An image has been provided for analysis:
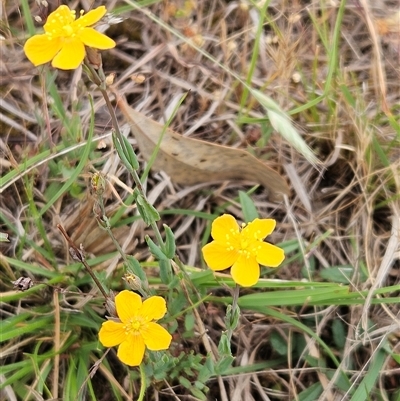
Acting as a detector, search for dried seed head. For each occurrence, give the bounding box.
[105,72,116,86]
[105,291,117,317]
[123,273,143,292]
[91,172,106,196]
[86,47,102,69]
[12,277,34,291]
[69,244,85,262]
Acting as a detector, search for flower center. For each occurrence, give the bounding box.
[239,233,259,259]
[45,9,84,40]
[62,24,74,36]
[224,226,256,259]
[124,317,146,335]
[224,224,263,259]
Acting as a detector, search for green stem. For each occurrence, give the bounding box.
[137,364,146,401]
[96,195,130,266]
[226,285,240,341]
[85,61,167,260]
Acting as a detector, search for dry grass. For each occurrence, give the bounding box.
[1,0,399,400]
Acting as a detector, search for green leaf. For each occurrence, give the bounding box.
[298,383,323,401]
[113,132,139,170]
[134,189,160,225]
[270,331,288,356]
[349,346,387,401]
[145,235,168,261]
[225,304,240,332]
[184,313,195,332]
[215,354,234,375]
[239,191,259,222]
[163,224,176,259]
[190,387,207,400]
[159,259,172,284]
[218,332,231,356]
[112,132,132,170]
[392,353,400,364]
[332,319,346,349]
[179,376,192,389]
[319,265,367,284]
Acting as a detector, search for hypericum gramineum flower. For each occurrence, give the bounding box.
[24,5,115,70]
[202,214,285,287]
[98,290,172,366]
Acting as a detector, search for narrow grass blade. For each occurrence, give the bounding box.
[349,346,386,401]
[251,89,320,167]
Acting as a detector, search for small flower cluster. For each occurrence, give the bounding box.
[23,7,285,368]
[97,214,284,365]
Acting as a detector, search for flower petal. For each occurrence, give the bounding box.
[141,296,167,321]
[98,320,126,347]
[115,290,142,323]
[79,28,116,49]
[24,34,62,66]
[243,218,276,240]
[202,241,238,271]
[211,214,240,242]
[231,254,259,287]
[44,5,75,34]
[117,335,145,366]
[75,6,107,27]
[141,322,172,351]
[51,38,85,69]
[256,242,285,267]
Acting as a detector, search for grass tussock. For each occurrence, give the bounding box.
[1,0,399,400]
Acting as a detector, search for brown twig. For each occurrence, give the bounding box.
[57,224,109,300]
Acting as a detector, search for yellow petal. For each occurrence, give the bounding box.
[79,28,115,49]
[44,5,75,34]
[211,214,240,242]
[141,322,172,351]
[117,335,145,366]
[75,6,107,27]
[256,242,285,267]
[115,290,142,323]
[141,296,167,321]
[98,320,126,347]
[231,254,259,287]
[24,34,62,66]
[51,39,85,69]
[243,218,276,240]
[202,241,238,270]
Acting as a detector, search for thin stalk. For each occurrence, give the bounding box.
[226,285,240,342]
[95,195,130,266]
[137,364,146,401]
[85,60,165,251]
[57,224,109,300]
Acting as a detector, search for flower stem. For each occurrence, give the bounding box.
[85,61,167,264]
[137,363,146,401]
[227,285,240,341]
[95,195,130,265]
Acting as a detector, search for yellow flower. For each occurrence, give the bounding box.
[202,214,285,287]
[98,290,172,366]
[24,5,115,70]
